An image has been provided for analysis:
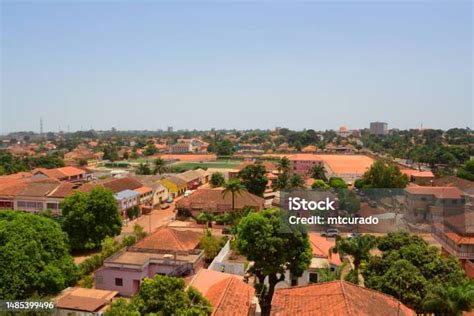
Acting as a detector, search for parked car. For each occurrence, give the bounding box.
[368,200,377,208]
[346,232,360,239]
[160,203,170,210]
[321,228,340,238]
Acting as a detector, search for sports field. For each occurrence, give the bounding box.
[171,160,241,172]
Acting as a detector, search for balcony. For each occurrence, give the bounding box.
[432,227,474,260]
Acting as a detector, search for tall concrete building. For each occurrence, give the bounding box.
[370,122,388,136]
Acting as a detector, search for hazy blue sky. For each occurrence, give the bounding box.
[1,1,472,133]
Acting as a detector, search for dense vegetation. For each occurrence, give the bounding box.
[236,209,312,315]
[0,151,64,175]
[0,210,78,299]
[61,187,122,250]
[363,231,473,314]
[105,275,212,316]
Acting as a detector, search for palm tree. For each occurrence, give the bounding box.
[153,158,168,174]
[273,173,289,190]
[332,235,377,273]
[222,179,247,210]
[289,174,306,189]
[136,162,152,175]
[276,156,290,174]
[310,164,327,181]
[422,281,474,315]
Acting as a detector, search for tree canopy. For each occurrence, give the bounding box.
[311,179,330,190]
[236,209,312,315]
[238,164,268,197]
[328,177,348,189]
[209,172,225,188]
[355,160,409,189]
[61,187,122,250]
[0,210,78,299]
[363,231,469,313]
[105,275,212,316]
[457,160,474,181]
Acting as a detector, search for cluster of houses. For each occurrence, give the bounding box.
[55,223,415,315]
[0,150,473,315]
[0,166,210,218]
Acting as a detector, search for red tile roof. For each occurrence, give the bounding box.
[176,188,264,212]
[78,177,143,194]
[135,186,152,194]
[189,269,255,316]
[271,281,415,316]
[55,287,118,313]
[133,227,203,252]
[32,166,85,179]
[406,186,465,199]
[309,233,341,266]
[47,182,76,198]
[445,232,474,245]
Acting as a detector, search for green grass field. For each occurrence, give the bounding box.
[171,160,241,172]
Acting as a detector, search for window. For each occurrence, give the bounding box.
[115,278,123,286]
[46,203,58,210]
[309,273,318,283]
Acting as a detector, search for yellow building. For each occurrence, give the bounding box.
[159,176,187,198]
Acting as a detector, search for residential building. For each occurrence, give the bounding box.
[176,188,265,216]
[175,168,209,190]
[95,227,205,296]
[54,287,118,316]
[170,142,193,153]
[270,281,415,316]
[31,166,91,183]
[288,154,374,184]
[159,176,187,198]
[337,126,351,138]
[404,186,466,224]
[189,269,257,316]
[134,175,169,206]
[369,122,388,136]
[277,233,342,288]
[64,146,101,166]
[401,169,435,185]
[78,177,150,216]
[114,189,140,214]
[134,186,154,206]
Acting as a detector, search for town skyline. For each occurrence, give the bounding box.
[1,121,472,136]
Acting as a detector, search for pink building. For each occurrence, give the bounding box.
[289,156,326,178]
[95,227,205,296]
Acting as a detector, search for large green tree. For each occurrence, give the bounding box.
[0,210,78,299]
[356,160,409,189]
[457,160,474,181]
[61,187,122,250]
[105,275,211,316]
[363,231,469,313]
[238,164,268,197]
[422,281,474,316]
[236,209,312,315]
[209,172,225,188]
